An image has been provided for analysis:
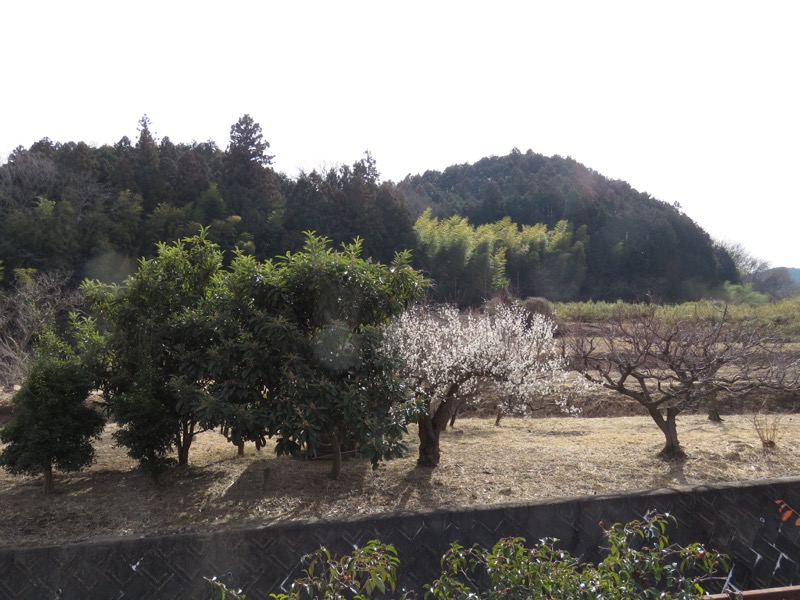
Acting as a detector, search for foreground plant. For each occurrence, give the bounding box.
[427,512,726,599]
[209,513,726,599]
[209,541,402,600]
[753,409,785,449]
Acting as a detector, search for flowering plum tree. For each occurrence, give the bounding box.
[384,304,572,467]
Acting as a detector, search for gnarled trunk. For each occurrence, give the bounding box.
[418,392,461,468]
[650,406,685,459]
[448,396,467,428]
[417,413,442,467]
[706,391,723,422]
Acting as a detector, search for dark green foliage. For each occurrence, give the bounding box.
[399,151,732,302]
[284,153,414,263]
[0,126,741,303]
[194,233,427,478]
[81,229,425,476]
[0,332,104,493]
[82,231,224,470]
[134,115,166,212]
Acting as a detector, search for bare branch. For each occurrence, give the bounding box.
[569,304,798,458]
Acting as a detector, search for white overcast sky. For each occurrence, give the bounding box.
[2,1,798,268]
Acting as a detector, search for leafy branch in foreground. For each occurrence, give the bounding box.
[209,513,727,599]
[427,511,726,599]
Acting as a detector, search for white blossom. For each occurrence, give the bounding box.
[384,304,578,420]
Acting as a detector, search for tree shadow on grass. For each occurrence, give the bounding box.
[394,465,435,511]
[664,457,688,486]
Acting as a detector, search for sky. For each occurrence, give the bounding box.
[2,1,798,268]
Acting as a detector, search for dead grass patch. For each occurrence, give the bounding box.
[2,412,800,548]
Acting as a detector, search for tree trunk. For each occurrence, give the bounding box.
[418,394,461,467]
[448,397,466,428]
[177,441,190,466]
[651,406,685,459]
[495,407,505,426]
[177,421,195,466]
[329,434,342,479]
[417,413,442,467]
[237,441,245,456]
[43,462,53,494]
[706,391,723,422]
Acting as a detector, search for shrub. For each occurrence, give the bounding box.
[208,513,727,599]
[0,331,104,493]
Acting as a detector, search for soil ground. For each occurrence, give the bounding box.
[1,389,799,549]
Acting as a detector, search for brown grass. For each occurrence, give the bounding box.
[2,406,800,549]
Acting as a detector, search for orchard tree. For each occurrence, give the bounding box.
[82,230,223,470]
[570,305,800,459]
[384,303,572,467]
[195,235,424,478]
[0,331,104,493]
[181,234,426,478]
[267,235,426,478]
[180,251,292,457]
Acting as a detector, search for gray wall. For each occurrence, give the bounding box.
[2,477,800,599]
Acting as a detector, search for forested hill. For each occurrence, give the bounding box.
[0,117,737,303]
[397,149,736,302]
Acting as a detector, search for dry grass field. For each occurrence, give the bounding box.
[2,389,799,549]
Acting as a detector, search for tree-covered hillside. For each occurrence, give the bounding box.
[0,115,413,285]
[398,149,737,301]
[0,119,739,303]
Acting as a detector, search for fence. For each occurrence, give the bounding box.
[2,476,800,599]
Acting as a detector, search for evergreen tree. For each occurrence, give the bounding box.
[0,332,104,493]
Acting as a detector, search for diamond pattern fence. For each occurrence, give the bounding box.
[1,476,799,599]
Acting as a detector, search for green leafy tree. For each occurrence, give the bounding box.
[222,114,274,213]
[174,146,213,206]
[82,231,223,469]
[414,210,501,307]
[198,234,427,478]
[221,114,285,256]
[182,252,292,456]
[0,331,104,493]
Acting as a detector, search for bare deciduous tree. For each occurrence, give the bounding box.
[570,306,799,459]
[0,270,80,389]
[385,304,573,467]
